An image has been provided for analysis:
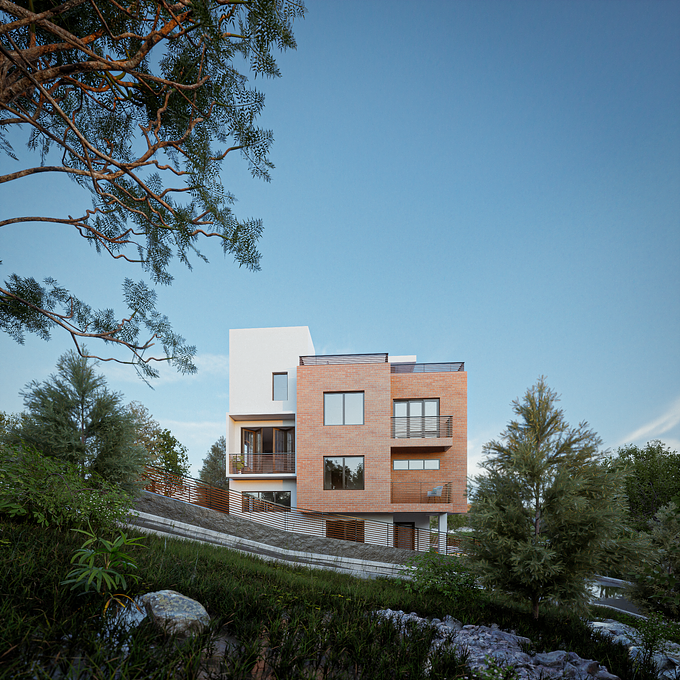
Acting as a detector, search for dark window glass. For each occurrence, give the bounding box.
[324,456,364,490]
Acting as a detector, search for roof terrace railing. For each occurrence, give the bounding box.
[300,353,388,366]
[390,362,464,373]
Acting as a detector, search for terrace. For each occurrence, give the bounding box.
[229,453,295,475]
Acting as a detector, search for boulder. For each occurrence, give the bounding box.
[142,589,210,637]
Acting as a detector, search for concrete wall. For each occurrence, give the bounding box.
[228,326,314,417]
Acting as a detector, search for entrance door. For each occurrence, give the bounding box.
[394,522,415,550]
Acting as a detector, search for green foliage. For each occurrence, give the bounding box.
[475,655,522,680]
[199,435,228,489]
[448,512,470,531]
[153,428,190,478]
[0,0,306,375]
[9,350,149,491]
[402,549,476,600]
[627,501,680,620]
[612,441,680,531]
[1,515,639,679]
[468,377,627,619]
[0,442,133,528]
[127,401,189,476]
[629,611,680,679]
[61,524,144,604]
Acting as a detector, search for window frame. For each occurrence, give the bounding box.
[323,391,365,425]
[392,459,440,471]
[323,455,365,490]
[272,372,288,401]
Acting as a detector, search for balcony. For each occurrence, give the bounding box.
[391,416,452,439]
[391,481,453,504]
[229,453,295,475]
[390,361,464,373]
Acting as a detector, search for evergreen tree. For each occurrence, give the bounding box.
[10,350,148,491]
[468,377,627,619]
[199,436,228,490]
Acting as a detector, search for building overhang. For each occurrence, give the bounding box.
[229,413,296,422]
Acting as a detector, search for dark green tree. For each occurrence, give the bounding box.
[8,350,149,491]
[0,0,305,377]
[127,401,189,476]
[153,428,190,478]
[612,441,680,531]
[467,377,627,619]
[627,500,680,619]
[199,435,227,489]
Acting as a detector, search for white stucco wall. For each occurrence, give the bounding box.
[228,326,315,416]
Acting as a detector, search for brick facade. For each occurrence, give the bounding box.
[296,363,467,514]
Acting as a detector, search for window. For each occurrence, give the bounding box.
[393,398,440,438]
[241,427,294,454]
[273,373,288,401]
[324,392,364,425]
[242,491,291,512]
[393,459,440,470]
[324,456,364,490]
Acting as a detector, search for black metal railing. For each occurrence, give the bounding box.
[140,466,454,554]
[391,416,452,438]
[391,481,453,504]
[391,362,464,373]
[229,453,295,475]
[300,353,388,365]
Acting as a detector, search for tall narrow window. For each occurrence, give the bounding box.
[273,373,288,401]
[324,392,364,425]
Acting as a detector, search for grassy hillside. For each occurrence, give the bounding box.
[0,513,640,679]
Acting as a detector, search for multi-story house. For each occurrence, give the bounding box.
[226,326,467,550]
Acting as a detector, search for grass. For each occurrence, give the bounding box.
[0,515,655,679]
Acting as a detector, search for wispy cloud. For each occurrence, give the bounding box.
[193,353,229,378]
[617,396,680,446]
[103,352,228,385]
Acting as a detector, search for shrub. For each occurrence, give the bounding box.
[402,549,476,599]
[627,501,680,620]
[0,442,134,529]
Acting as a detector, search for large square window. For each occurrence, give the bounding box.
[324,392,364,425]
[324,456,364,490]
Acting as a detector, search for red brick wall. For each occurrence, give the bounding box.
[296,363,467,515]
[390,372,467,513]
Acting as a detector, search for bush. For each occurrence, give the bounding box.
[627,501,680,620]
[402,549,476,599]
[0,442,134,529]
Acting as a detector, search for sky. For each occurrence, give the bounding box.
[1,0,679,479]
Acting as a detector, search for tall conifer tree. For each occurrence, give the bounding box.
[468,377,626,619]
[199,436,228,490]
[10,350,148,491]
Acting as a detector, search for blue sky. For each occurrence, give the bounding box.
[1,0,679,478]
